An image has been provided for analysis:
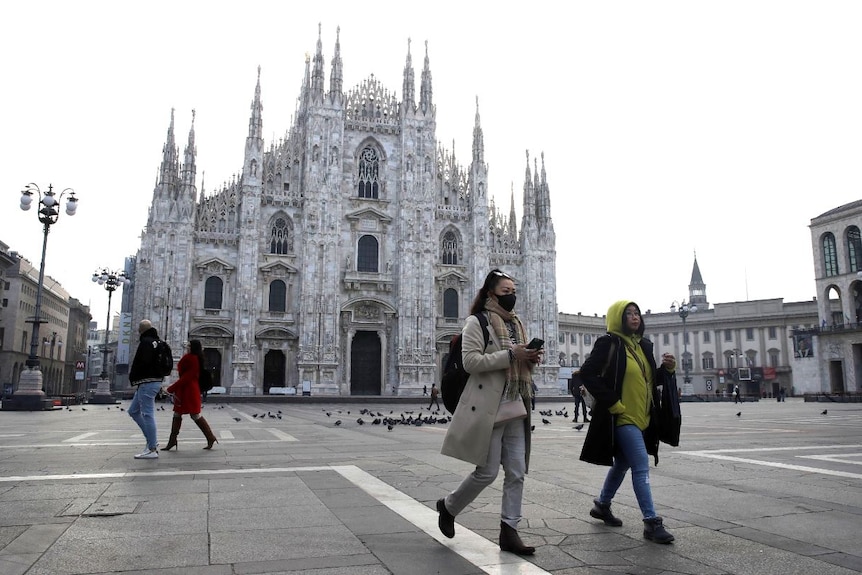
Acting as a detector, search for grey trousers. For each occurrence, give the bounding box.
[444,418,527,529]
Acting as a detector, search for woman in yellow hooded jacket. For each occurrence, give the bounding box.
[579,300,677,544]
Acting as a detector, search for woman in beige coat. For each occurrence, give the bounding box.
[438,269,541,555]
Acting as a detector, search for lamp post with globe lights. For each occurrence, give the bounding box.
[90,269,130,404]
[670,300,697,396]
[3,184,78,411]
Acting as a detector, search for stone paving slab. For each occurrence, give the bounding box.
[0,399,860,574]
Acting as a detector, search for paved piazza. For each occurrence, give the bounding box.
[0,397,860,574]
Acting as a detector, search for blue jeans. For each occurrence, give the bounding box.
[598,424,656,519]
[128,382,162,450]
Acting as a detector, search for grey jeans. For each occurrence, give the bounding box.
[444,419,527,529]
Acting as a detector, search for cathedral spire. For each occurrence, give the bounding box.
[182,109,197,200]
[329,25,343,101]
[402,38,415,111]
[244,68,264,181]
[521,150,537,231]
[248,67,263,141]
[509,183,517,238]
[311,22,325,101]
[472,96,484,164]
[419,40,433,115]
[159,108,179,190]
[537,152,552,225]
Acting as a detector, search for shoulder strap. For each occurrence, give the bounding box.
[601,334,617,378]
[473,312,490,348]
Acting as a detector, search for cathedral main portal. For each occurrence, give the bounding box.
[350,331,381,395]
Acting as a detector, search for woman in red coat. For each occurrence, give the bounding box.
[163,340,218,450]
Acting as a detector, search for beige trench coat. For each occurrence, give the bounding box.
[440,313,532,470]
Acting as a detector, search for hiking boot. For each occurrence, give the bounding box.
[643,517,675,543]
[589,499,622,526]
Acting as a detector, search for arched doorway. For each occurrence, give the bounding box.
[264,350,286,393]
[203,348,222,389]
[351,331,381,395]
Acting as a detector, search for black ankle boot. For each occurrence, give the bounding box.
[499,521,535,555]
[643,517,675,544]
[589,499,623,526]
[436,499,455,538]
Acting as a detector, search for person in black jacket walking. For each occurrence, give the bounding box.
[128,319,166,459]
[579,301,679,544]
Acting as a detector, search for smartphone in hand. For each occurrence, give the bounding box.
[526,338,544,350]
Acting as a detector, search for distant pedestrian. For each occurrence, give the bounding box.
[163,340,218,451]
[779,387,786,402]
[423,385,428,396]
[128,319,165,460]
[570,372,589,423]
[531,381,538,410]
[428,383,441,410]
[733,385,740,404]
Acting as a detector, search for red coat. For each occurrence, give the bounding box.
[166,353,202,415]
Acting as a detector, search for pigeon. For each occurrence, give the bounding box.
[736,412,741,417]
[356,418,365,425]
[233,417,241,422]
[542,418,551,425]
[326,412,331,417]
[531,425,536,431]
[81,407,87,411]
[574,424,584,431]
[387,424,394,431]
[821,409,828,415]
[334,420,342,426]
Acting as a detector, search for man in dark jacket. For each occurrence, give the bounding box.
[128,319,165,459]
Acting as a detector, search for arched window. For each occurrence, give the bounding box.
[269,280,286,312]
[823,232,839,277]
[204,276,223,310]
[571,353,579,367]
[357,146,380,199]
[443,288,458,318]
[270,217,292,254]
[848,226,862,273]
[441,231,458,265]
[357,235,379,272]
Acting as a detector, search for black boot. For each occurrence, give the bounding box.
[193,416,218,449]
[589,499,622,526]
[643,517,675,544]
[436,499,455,538]
[163,416,182,451]
[499,521,535,555]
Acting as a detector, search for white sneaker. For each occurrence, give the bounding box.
[134,448,159,459]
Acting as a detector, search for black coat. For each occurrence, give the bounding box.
[129,327,163,384]
[578,334,680,467]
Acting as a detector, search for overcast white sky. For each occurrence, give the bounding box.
[3,1,861,329]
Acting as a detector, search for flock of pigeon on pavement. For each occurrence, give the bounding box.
[58,402,831,427]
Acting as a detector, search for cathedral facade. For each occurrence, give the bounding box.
[131,30,558,396]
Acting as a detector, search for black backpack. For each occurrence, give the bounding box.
[441,313,490,414]
[154,340,174,377]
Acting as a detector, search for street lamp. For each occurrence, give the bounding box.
[90,268,130,404]
[4,184,78,411]
[670,300,697,395]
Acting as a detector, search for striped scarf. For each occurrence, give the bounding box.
[484,298,534,401]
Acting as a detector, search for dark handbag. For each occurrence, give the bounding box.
[494,397,527,426]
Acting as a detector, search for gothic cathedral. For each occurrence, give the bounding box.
[131,28,558,396]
